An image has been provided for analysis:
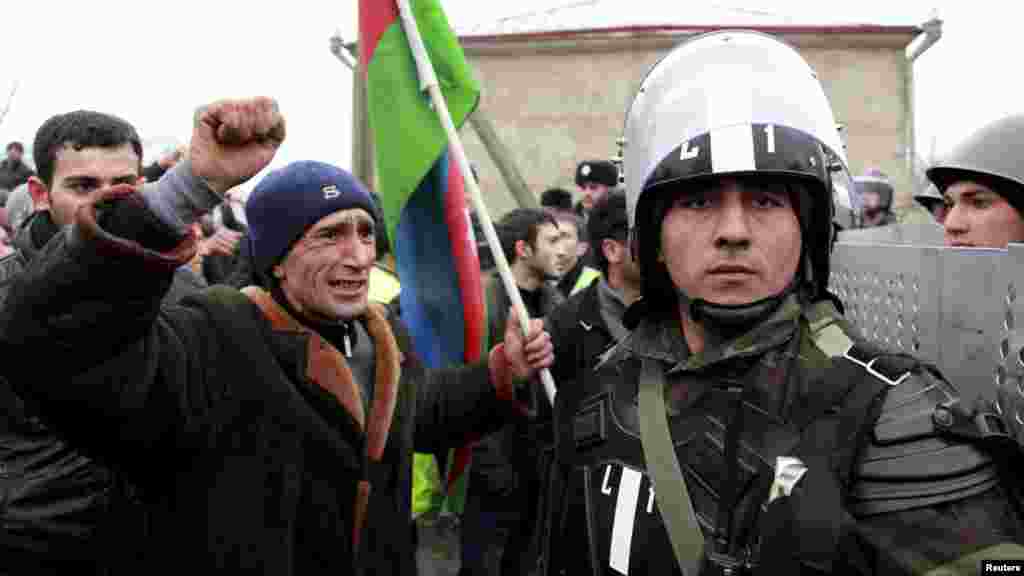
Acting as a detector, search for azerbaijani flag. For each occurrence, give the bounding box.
[359,0,484,494]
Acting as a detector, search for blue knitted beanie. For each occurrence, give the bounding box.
[246,161,377,272]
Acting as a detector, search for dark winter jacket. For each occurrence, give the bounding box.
[201,205,250,286]
[545,278,618,397]
[0,210,205,574]
[0,159,34,194]
[469,273,562,494]
[0,194,514,575]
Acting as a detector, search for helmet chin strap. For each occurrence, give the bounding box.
[681,276,801,343]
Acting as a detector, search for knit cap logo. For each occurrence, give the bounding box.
[323,184,340,200]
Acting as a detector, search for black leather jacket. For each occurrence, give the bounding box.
[0,212,121,572]
[0,212,204,574]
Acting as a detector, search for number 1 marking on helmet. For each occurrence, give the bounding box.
[601,464,613,495]
[765,124,776,154]
[680,140,700,160]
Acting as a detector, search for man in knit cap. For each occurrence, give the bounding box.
[0,152,554,574]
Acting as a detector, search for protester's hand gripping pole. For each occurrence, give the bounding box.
[396,0,557,407]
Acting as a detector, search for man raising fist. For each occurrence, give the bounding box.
[0,98,555,576]
[0,97,284,575]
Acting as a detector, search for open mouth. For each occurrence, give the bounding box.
[328,279,366,291]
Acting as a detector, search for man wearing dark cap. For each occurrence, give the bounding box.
[0,146,553,574]
[574,159,618,218]
[0,141,35,200]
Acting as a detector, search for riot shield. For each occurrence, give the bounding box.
[837,221,944,245]
[829,242,1024,403]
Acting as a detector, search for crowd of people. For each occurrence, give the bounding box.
[1,29,1024,576]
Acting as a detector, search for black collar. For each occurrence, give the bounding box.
[269,282,360,356]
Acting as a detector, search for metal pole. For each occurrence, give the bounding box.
[904,17,943,198]
[352,67,377,190]
[338,26,377,192]
[331,33,533,209]
[396,0,557,405]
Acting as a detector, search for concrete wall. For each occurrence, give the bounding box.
[459,30,918,219]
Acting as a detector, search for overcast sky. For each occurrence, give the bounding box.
[0,0,1020,193]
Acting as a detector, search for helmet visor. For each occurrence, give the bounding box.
[625,30,849,227]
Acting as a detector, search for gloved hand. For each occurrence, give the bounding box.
[74,184,197,271]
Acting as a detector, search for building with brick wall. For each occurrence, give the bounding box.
[446,4,939,219]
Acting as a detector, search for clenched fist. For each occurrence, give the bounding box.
[190,97,286,195]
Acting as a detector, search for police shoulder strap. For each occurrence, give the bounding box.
[637,358,704,576]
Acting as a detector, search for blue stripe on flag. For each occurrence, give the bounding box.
[395,151,467,369]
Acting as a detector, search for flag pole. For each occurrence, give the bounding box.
[395,0,557,406]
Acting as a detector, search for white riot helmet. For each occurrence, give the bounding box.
[623,30,853,309]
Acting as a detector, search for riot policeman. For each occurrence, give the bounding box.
[546,31,1024,575]
[913,183,946,223]
[534,191,642,575]
[927,115,1024,248]
[854,168,897,228]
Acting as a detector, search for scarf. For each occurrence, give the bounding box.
[240,286,401,551]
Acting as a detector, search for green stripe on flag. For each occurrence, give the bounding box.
[366,0,480,243]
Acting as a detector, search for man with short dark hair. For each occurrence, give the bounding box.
[549,30,1024,575]
[0,100,274,574]
[534,191,641,574]
[28,110,144,225]
[539,187,573,212]
[548,209,599,298]
[0,141,35,200]
[461,207,564,576]
[489,209,564,344]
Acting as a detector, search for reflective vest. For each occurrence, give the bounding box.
[369,264,400,305]
[571,266,601,296]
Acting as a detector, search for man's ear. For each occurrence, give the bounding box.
[27,176,50,211]
[602,238,621,265]
[515,238,531,261]
[272,264,284,280]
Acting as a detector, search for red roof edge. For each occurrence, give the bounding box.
[459,24,922,43]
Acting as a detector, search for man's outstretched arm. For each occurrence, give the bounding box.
[0,97,285,465]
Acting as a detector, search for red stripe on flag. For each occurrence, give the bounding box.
[443,159,484,363]
[443,154,484,492]
[358,0,399,70]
